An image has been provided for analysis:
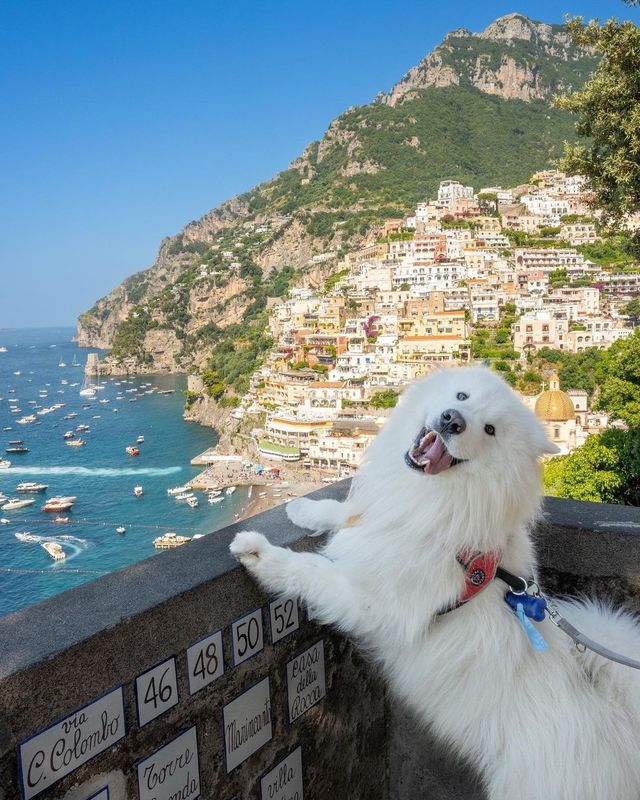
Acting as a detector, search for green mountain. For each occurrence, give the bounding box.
[77,13,598,379]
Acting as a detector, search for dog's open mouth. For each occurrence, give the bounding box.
[405,427,466,475]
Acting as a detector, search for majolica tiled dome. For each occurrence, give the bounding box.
[534,371,575,421]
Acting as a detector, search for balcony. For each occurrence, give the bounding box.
[0,484,638,799]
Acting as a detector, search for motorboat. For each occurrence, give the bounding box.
[225,486,237,495]
[63,431,75,439]
[167,486,190,496]
[126,446,140,456]
[76,423,90,431]
[174,492,194,501]
[116,526,126,534]
[134,486,143,497]
[63,412,78,420]
[186,496,199,508]
[43,498,75,512]
[5,446,28,454]
[54,516,70,524]
[0,459,11,469]
[16,416,35,425]
[16,483,48,493]
[136,435,144,443]
[1,498,36,511]
[66,438,85,447]
[153,533,191,550]
[208,496,224,504]
[8,440,23,445]
[207,489,222,497]
[42,541,65,560]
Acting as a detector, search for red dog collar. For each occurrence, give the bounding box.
[437,549,502,616]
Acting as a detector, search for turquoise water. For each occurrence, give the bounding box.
[0,327,247,617]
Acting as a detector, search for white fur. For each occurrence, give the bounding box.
[230,366,640,799]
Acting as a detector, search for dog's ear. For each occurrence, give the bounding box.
[531,420,561,455]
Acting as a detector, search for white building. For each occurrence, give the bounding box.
[437,180,474,209]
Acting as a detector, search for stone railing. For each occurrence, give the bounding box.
[0,482,638,800]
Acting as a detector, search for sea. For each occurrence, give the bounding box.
[0,327,248,618]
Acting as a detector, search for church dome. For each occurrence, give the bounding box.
[534,371,575,421]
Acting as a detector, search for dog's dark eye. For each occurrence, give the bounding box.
[456,392,468,401]
[484,424,495,436]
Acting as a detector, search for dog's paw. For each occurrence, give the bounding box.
[230,531,270,567]
[286,497,325,533]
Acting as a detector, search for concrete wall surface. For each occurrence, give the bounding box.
[0,482,638,800]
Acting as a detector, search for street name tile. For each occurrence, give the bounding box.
[18,687,125,800]
[287,640,326,723]
[223,677,272,772]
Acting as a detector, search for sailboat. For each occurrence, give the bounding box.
[79,374,97,398]
[72,354,82,368]
[58,357,67,367]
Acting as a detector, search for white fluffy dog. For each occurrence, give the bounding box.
[231,366,640,799]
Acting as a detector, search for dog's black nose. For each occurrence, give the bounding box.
[440,408,466,435]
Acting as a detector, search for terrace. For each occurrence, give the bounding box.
[0,482,638,800]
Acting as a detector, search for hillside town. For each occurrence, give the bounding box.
[186,170,637,480]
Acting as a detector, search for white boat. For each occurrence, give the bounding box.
[207,489,222,497]
[76,423,90,431]
[136,435,144,443]
[116,526,126,534]
[43,497,75,512]
[63,412,78,419]
[175,492,194,501]
[66,438,85,447]
[1,498,36,511]
[186,496,199,508]
[42,541,65,560]
[167,485,190,496]
[16,483,48,493]
[208,496,224,504]
[134,486,143,497]
[79,388,96,398]
[72,355,81,367]
[0,460,11,469]
[63,431,75,439]
[58,359,66,367]
[0,346,6,353]
[225,486,237,495]
[153,532,191,549]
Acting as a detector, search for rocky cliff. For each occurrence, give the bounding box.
[77,14,598,385]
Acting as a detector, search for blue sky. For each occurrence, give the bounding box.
[1,0,639,328]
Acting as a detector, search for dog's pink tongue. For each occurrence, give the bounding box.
[423,435,453,475]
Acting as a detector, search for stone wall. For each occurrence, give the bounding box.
[0,484,639,800]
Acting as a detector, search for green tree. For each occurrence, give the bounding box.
[621,297,640,322]
[544,433,619,502]
[595,330,640,425]
[370,389,400,409]
[556,17,640,246]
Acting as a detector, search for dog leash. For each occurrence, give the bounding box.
[497,568,640,671]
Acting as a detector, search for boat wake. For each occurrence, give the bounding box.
[2,466,183,477]
[15,531,92,560]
